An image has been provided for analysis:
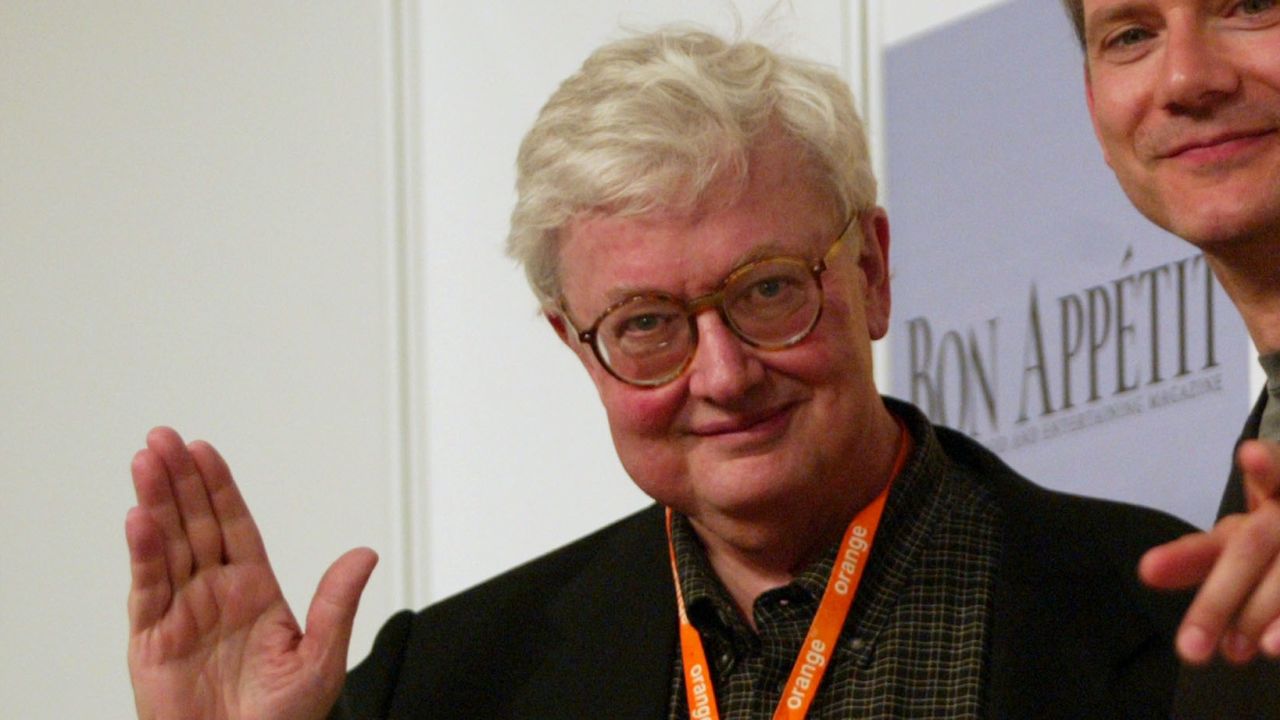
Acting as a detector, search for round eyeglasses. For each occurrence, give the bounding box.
[562,217,856,387]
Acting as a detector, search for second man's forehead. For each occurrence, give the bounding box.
[1082,0,1163,36]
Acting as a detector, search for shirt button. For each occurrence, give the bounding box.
[849,638,867,651]
[778,598,790,607]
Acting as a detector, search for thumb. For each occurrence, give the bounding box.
[1239,440,1280,511]
[1138,530,1223,590]
[299,547,379,672]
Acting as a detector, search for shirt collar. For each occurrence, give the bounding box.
[1260,351,1280,394]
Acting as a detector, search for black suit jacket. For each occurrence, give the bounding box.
[1217,389,1267,517]
[330,408,1193,719]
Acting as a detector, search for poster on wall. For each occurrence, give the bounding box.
[883,0,1250,529]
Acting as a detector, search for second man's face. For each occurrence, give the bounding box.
[1083,0,1280,248]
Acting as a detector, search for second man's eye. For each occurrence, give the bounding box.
[1111,26,1153,48]
[1239,0,1278,16]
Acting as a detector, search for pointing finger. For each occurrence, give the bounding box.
[1139,529,1226,591]
[1180,513,1280,664]
[1225,502,1280,652]
[1240,440,1280,511]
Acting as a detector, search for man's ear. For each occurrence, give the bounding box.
[546,309,607,383]
[546,311,573,347]
[857,207,892,341]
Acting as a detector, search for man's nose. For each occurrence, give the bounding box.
[685,310,765,403]
[1156,23,1239,113]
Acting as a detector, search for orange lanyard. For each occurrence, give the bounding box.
[666,420,911,720]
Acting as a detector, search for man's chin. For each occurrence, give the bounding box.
[687,456,812,510]
[1141,176,1280,248]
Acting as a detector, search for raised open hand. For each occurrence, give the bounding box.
[125,427,377,720]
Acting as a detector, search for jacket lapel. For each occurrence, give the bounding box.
[985,488,1185,719]
[509,505,678,719]
[1217,389,1266,517]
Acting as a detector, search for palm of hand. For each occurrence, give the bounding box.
[130,564,328,720]
[125,428,376,720]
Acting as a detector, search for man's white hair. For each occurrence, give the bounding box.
[506,27,877,306]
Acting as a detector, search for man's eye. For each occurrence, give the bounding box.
[620,313,671,335]
[753,278,786,299]
[748,276,801,301]
[1239,0,1278,15]
[1109,26,1153,48]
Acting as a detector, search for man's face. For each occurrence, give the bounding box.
[1083,0,1280,248]
[552,132,891,528]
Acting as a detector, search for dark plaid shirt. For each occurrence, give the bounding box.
[666,411,1001,719]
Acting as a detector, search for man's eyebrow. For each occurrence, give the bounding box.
[600,283,665,304]
[1085,2,1145,43]
[595,239,802,306]
[730,241,794,268]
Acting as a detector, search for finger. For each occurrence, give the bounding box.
[147,427,224,573]
[1138,530,1226,590]
[1179,512,1280,665]
[188,439,268,564]
[299,548,378,674]
[125,505,173,632]
[131,443,194,586]
[1225,502,1280,649]
[1239,440,1280,510]
[1262,613,1280,658]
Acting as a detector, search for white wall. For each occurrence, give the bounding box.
[1,2,403,717]
[0,1,1009,717]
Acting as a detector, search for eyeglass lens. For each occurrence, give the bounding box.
[594,256,821,385]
